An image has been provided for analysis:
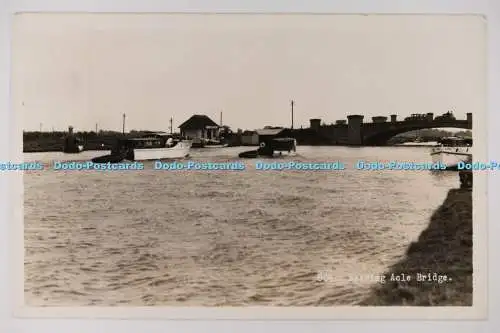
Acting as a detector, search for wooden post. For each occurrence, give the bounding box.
[122,113,126,134]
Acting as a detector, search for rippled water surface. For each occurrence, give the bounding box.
[24,146,458,306]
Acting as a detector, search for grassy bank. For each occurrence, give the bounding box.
[22,131,244,152]
[23,131,137,152]
[360,188,472,306]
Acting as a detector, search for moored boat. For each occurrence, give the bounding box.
[238,137,297,158]
[430,137,472,170]
[92,133,192,163]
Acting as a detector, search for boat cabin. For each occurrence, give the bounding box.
[256,128,292,144]
[111,134,179,154]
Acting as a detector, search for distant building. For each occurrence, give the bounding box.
[178,115,220,140]
[256,127,291,145]
[241,130,258,145]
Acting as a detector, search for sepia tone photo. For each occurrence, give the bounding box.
[11,12,487,318]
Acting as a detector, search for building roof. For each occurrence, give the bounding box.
[178,115,219,130]
[256,128,286,136]
[242,130,257,135]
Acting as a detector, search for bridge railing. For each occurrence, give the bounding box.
[362,119,469,126]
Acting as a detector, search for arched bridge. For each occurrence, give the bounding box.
[309,113,472,145]
[362,119,471,145]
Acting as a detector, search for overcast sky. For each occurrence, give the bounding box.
[12,13,485,132]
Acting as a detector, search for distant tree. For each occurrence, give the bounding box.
[219,125,232,135]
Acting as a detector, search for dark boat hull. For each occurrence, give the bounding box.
[238,149,296,159]
[91,153,126,163]
[238,150,259,158]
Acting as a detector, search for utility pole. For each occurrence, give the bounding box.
[220,111,223,126]
[122,113,126,134]
[95,123,98,133]
[169,117,173,134]
[290,100,294,129]
[39,123,42,132]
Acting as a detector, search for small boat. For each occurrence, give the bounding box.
[430,137,472,170]
[92,134,192,163]
[239,138,297,158]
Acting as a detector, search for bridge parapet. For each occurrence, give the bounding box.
[467,113,472,127]
[347,115,364,145]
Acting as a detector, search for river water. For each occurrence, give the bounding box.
[23,146,458,306]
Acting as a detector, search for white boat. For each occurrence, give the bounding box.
[430,137,472,169]
[92,134,192,163]
[128,139,192,160]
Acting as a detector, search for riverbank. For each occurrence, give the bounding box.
[359,188,472,306]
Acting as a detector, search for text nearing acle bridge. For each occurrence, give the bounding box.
[316,271,452,284]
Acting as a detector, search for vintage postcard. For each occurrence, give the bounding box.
[10,13,487,319]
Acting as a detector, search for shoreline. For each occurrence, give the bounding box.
[359,188,473,305]
[22,143,437,153]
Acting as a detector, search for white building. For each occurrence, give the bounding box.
[178,115,220,141]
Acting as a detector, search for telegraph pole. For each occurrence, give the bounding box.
[290,100,295,129]
[169,117,173,134]
[122,113,126,134]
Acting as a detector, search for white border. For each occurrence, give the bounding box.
[1,0,498,332]
[11,11,489,320]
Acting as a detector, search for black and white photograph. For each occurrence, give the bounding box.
[12,12,486,315]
